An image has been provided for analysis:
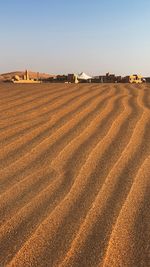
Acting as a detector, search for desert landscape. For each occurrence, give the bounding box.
[0,83,150,267]
[0,71,54,82]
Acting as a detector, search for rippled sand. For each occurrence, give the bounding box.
[0,83,150,267]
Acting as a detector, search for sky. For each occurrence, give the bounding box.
[0,0,150,76]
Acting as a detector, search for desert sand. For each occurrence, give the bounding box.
[0,83,149,267]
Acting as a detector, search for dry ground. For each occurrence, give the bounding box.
[0,83,150,267]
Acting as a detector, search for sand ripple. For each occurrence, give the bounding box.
[0,83,149,267]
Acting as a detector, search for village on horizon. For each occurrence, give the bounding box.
[1,69,150,84]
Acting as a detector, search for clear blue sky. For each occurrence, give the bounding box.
[0,0,150,76]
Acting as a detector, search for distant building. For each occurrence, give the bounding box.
[56,75,68,82]
[145,77,150,83]
[67,74,78,83]
[12,70,41,84]
[92,73,121,83]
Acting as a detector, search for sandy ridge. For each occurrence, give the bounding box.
[0,86,114,192]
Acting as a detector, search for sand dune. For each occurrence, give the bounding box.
[0,71,54,82]
[0,83,149,267]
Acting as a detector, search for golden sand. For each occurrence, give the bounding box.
[0,83,149,266]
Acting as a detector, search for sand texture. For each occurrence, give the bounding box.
[0,83,150,267]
